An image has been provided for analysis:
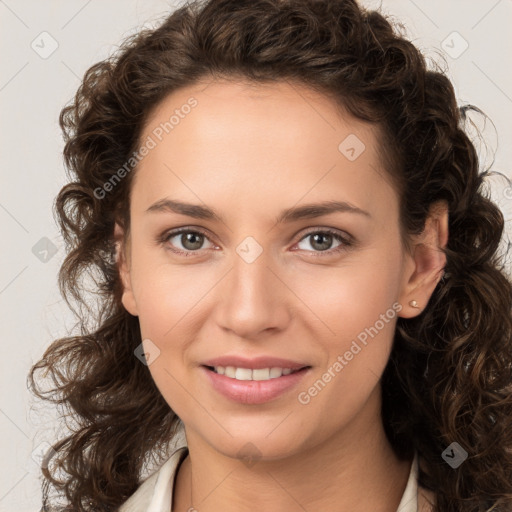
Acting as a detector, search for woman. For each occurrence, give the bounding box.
[29,0,512,511]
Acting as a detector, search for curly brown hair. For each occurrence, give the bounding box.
[29,0,512,510]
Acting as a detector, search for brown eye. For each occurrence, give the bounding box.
[177,232,205,251]
[162,228,215,255]
[295,229,351,255]
[307,233,335,251]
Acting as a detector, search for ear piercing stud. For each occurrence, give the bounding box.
[409,300,420,308]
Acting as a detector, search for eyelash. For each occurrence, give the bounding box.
[157,226,354,258]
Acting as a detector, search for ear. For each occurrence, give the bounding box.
[397,200,448,318]
[114,222,139,316]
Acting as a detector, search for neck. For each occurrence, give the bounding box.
[172,387,412,512]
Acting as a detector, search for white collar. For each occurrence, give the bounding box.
[119,446,189,512]
[396,451,420,511]
[120,447,419,512]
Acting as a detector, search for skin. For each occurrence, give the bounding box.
[116,78,447,512]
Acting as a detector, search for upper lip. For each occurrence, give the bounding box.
[202,355,310,370]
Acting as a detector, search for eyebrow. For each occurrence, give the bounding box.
[145,198,371,223]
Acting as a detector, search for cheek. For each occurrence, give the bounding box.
[292,298,399,442]
[295,246,403,337]
[298,269,399,383]
[130,257,205,417]
[292,244,402,403]
[131,246,212,339]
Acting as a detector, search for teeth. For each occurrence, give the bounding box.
[235,368,252,380]
[213,366,297,381]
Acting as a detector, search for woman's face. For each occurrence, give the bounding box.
[119,78,416,459]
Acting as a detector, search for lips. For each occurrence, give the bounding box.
[200,354,312,404]
[201,365,311,404]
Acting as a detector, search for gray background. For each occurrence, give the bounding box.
[1,0,511,510]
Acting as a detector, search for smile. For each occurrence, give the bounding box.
[202,365,311,404]
[208,365,305,381]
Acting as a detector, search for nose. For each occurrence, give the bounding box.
[214,248,291,340]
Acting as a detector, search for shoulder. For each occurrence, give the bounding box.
[119,446,189,512]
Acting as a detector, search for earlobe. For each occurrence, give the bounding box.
[398,201,449,318]
[114,222,139,317]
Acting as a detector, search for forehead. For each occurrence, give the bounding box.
[131,78,397,222]
[142,78,375,150]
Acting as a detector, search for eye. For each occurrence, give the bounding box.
[160,228,216,256]
[294,229,352,255]
[158,227,353,257]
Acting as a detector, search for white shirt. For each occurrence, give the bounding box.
[119,446,430,512]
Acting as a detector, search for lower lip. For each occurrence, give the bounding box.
[201,366,311,405]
